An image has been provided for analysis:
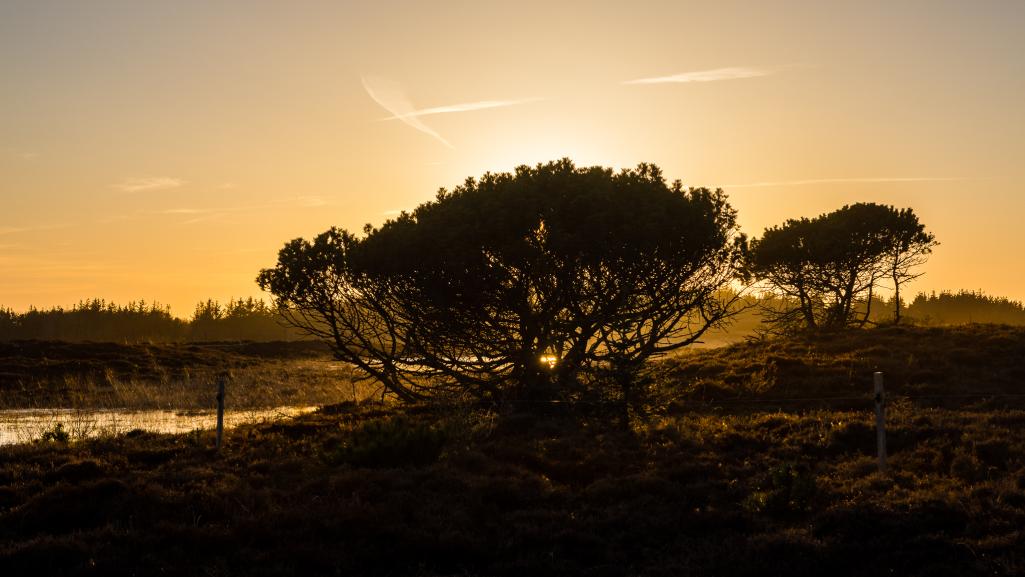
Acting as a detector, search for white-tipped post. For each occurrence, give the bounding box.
[873,371,887,473]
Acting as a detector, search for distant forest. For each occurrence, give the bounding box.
[902,290,1025,325]
[0,298,306,342]
[0,290,1022,343]
[725,290,1025,334]
[637,289,1025,346]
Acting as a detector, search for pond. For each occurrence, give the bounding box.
[0,406,317,446]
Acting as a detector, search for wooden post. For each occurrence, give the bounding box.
[874,371,887,473]
[216,374,226,451]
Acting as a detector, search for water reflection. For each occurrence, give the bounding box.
[0,406,316,446]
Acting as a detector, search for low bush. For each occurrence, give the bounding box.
[39,423,70,444]
[332,415,448,468]
[743,462,818,515]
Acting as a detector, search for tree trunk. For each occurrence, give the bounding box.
[613,360,639,429]
[861,275,875,327]
[893,271,902,325]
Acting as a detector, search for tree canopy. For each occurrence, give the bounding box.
[259,159,746,402]
[748,202,936,330]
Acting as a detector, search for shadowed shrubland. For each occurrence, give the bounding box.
[656,324,1025,409]
[2,325,1025,576]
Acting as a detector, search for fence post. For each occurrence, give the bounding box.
[216,373,226,451]
[874,371,887,473]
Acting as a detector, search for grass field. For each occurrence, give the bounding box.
[2,326,1024,576]
[659,323,1025,409]
[0,340,362,410]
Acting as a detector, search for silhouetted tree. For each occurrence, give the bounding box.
[0,307,16,340]
[259,159,746,403]
[749,203,932,330]
[880,208,937,324]
[190,299,225,340]
[258,228,420,399]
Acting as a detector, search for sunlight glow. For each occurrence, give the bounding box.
[1,2,1024,311]
[540,354,559,369]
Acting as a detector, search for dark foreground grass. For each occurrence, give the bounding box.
[2,401,1025,576]
[658,323,1025,409]
[2,325,1025,576]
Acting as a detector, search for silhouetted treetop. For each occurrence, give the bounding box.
[260,159,746,403]
[749,202,936,331]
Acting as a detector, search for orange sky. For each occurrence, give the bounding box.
[2,1,1024,315]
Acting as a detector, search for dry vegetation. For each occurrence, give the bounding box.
[657,323,1025,409]
[0,341,362,410]
[2,325,1025,576]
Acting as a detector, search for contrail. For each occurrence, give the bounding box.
[381,97,545,120]
[624,66,774,85]
[361,76,453,148]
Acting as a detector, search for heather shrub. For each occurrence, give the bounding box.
[333,415,447,468]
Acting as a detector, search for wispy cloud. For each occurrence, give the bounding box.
[362,76,453,148]
[0,224,68,236]
[381,97,544,120]
[113,177,185,193]
[18,152,39,160]
[156,208,209,215]
[182,213,224,225]
[624,66,777,85]
[721,176,972,189]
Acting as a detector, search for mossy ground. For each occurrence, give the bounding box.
[2,326,1025,576]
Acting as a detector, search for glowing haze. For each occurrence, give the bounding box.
[2,1,1024,315]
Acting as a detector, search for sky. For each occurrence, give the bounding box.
[2,0,1024,316]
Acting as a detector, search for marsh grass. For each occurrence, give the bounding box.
[0,406,323,446]
[0,341,384,446]
[0,341,377,411]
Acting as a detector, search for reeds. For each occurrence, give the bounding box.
[0,342,383,444]
[0,357,378,411]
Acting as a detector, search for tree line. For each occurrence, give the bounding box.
[712,291,1025,339]
[0,297,306,342]
[903,290,1025,325]
[2,290,1015,345]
